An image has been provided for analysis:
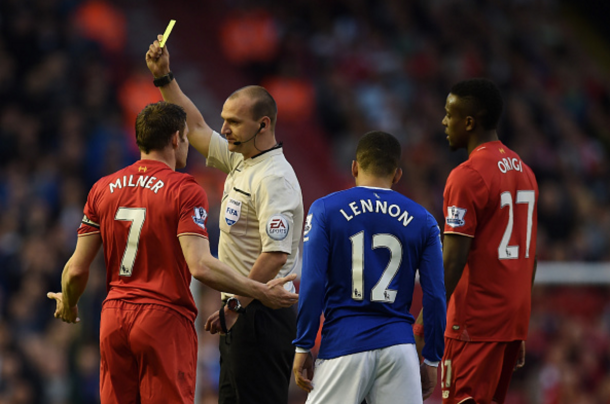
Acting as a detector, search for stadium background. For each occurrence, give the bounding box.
[0,0,609,402]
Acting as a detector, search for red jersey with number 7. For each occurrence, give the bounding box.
[443,141,538,342]
[77,159,209,322]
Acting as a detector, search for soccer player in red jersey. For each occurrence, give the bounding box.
[416,78,538,404]
[47,101,298,404]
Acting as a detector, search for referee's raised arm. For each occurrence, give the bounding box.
[146,34,214,158]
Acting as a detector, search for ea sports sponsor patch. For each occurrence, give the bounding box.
[192,207,207,229]
[267,214,289,240]
[446,206,466,228]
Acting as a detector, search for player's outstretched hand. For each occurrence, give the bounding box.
[293,351,314,393]
[420,362,437,400]
[145,34,171,79]
[260,273,299,309]
[47,292,80,324]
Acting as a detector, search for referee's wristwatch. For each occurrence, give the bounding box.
[226,297,246,314]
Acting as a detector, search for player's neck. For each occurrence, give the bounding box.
[140,151,175,171]
[467,131,499,155]
[355,175,393,189]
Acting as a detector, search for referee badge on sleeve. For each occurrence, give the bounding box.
[267,214,289,240]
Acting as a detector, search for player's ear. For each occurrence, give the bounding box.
[465,116,476,131]
[171,130,180,149]
[351,160,359,178]
[392,168,403,185]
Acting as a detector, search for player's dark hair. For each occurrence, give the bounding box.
[230,85,278,127]
[450,78,503,130]
[135,101,187,153]
[356,131,401,177]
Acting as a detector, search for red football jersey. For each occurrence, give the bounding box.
[77,159,209,322]
[443,141,538,342]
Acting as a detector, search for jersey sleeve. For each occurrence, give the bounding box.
[205,131,241,174]
[443,166,489,237]
[293,199,328,350]
[256,175,301,254]
[77,182,101,237]
[419,213,447,362]
[177,177,210,238]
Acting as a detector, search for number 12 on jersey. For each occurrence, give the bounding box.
[115,207,146,276]
[350,231,402,303]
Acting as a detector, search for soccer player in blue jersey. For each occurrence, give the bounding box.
[292,131,447,403]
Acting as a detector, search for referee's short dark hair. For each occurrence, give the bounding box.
[450,78,504,130]
[356,131,401,177]
[230,85,278,128]
[135,101,187,153]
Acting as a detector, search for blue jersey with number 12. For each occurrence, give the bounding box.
[293,186,446,362]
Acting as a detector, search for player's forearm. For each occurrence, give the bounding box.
[444,262,464,302]
[196,256,267,300]
[233,252,287,307]
[293,270,325,350]
[61,259,89,308]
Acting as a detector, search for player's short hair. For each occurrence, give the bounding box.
[229,85,278,127]
[450,78,503,130]
[356,131,401,177]
[135,101,187,153]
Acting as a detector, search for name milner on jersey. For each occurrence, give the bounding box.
[108,175,165,194]
[339,199,414,227]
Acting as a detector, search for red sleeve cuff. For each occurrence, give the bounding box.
[413,323,424,337]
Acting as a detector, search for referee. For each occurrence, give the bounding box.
[146,35,303,404]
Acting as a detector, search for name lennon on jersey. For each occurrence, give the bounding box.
[108,175,165,194]
[340,199,414,227]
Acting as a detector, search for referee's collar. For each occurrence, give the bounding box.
[247,142,283,163]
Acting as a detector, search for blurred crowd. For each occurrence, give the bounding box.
[216,0,610,262]
[0,0,609,403]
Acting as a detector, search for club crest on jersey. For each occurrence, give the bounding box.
[192,207,207,230]
[446,206,466,228]
[225,198,242,226]
[267,214,289,240]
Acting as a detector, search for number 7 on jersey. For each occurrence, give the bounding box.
[115,207,146,276]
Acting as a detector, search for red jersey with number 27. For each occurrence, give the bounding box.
[443,141,538,342]
[77,159,209,322]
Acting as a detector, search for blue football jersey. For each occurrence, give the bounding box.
[294,186,446,361]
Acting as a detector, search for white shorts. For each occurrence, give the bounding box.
[305,343,422,404]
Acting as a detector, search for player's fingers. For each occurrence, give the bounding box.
[157,34,163,41]
[47,292,60,301]
[283,273,297,282]
[204,318,212,331]
[295,375,312,393]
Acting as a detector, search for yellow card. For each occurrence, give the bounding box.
[159,20,176,48]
